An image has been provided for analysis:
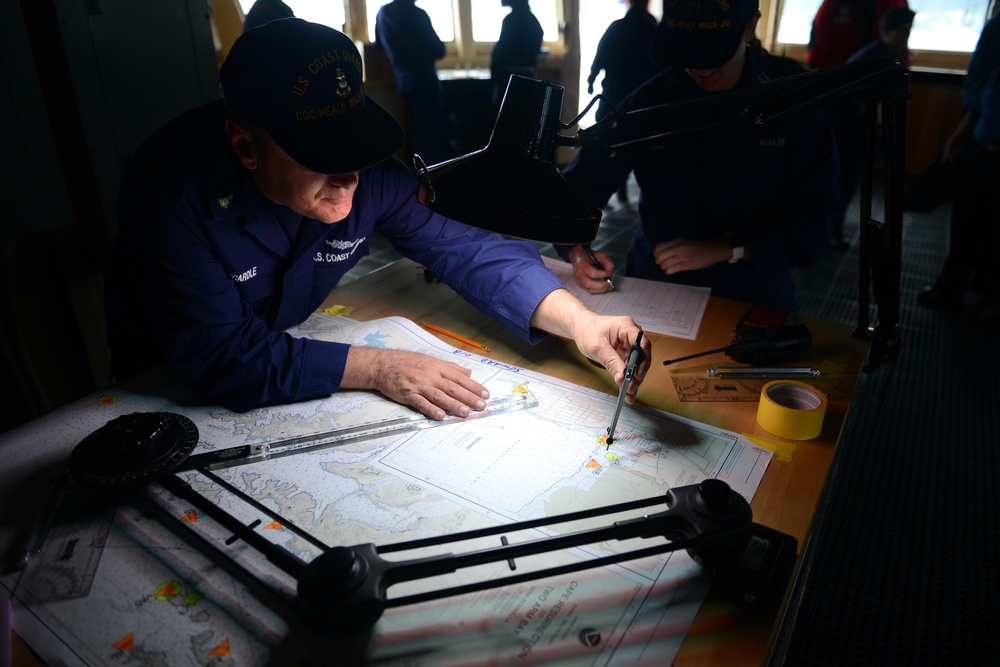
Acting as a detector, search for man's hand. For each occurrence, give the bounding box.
[568,245,615,294]
[343,347,489,420]
[530,290,651,404]
[653,237,734,275]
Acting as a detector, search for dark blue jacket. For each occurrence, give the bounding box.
[106,100,561,411]
[563,48,839,311]
[588,7,660,119]
[375,0,445,94]
[491,4,543,80]
[965,14,1000,145]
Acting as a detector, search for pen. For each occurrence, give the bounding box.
[607,330,643,446]
[423,322,492,353]
[583,246,615,291]
[707,367,820,378]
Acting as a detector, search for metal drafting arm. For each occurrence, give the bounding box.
[160,471,796,636]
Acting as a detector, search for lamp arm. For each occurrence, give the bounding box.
[576,56,909,158]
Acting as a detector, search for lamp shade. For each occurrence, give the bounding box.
[417,76,602,245]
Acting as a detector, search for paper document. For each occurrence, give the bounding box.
[542,255,710,340]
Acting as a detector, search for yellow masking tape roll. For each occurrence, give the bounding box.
[756,380,827,440]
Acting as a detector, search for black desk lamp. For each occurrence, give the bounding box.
[417,55,910,367]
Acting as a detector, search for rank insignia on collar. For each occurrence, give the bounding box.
[219,194,234,209]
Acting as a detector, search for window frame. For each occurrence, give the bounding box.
[347,1,567,69]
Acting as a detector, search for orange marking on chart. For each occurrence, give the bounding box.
[512,384,529,393]
[181,511,197,522]
[154,580,181,600]
[265,520,283,530]
[208,639,231,657]
[112,633,133,650]
[97,394,117,405]
[586,458,602,469]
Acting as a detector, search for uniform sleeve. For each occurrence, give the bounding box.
[114,177,349,412]
[366,161,565,343]
[589,30,612,85]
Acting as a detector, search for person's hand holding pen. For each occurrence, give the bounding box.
[529,290,650,406]
[569,245,615,294]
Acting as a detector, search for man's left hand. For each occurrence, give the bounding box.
[653,237,732,275]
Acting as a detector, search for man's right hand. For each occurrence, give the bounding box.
[342,347,489,421]
[568,245,615,294]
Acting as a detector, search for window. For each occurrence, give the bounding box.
[366,1,456,43]
[471,1,561,43]
[775,0,991,54]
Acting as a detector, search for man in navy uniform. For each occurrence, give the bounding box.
[490,0,544,109]
[375,0,447,164]
[105,19,649,416]
[586,0,660,122]
[560,0,838,312]
[918,10,1000,320]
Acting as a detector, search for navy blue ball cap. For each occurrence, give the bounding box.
[220,18,404,174]
[652,0,760,70]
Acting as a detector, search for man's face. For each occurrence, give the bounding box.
[683,13,759,94]
[883,24,912,52]
[228,121,359,224]
[253,136,359,224]
[684,39,747,93]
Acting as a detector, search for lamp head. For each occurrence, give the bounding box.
[417,76,601,245]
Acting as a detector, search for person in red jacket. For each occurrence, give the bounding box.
[805,0,910,70]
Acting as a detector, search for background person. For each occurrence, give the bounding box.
[490,0,544,110]
[558,0,838,312]
[847,6,915,66]
[104,19,650,417]
[824,6,917,250]
[586,0,660,122]
[585,0,660,205]
[375,0,447,164]
[918,11,1000,321]
[805,0,911,71]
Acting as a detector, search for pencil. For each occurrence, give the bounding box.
[422,322,492,352]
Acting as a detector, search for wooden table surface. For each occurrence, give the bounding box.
[321,258,870,665]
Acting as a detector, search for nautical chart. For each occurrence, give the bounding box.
[1,315,772,666]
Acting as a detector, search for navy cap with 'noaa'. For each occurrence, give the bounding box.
[220,18,405,174]
[652,0,760,70]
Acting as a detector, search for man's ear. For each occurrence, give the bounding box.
[745,11,762,43]
[225,119,258,170]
